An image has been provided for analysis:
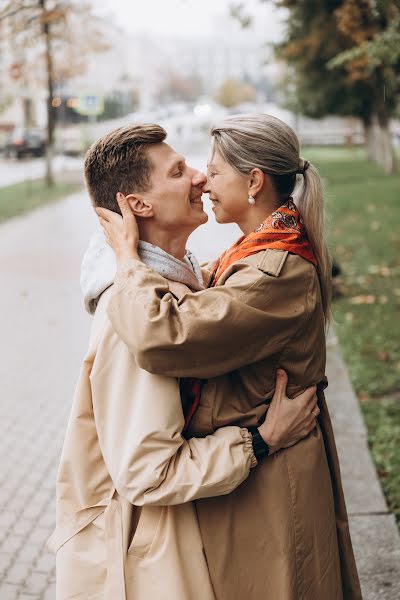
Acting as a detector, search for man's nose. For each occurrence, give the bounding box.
[191,169,207,188]
[202,178,210,193]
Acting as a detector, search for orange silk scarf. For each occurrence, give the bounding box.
[210,198,316,287]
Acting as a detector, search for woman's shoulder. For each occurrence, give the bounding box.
[219,249,316,289]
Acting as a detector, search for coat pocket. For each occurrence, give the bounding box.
[128,506,164,558]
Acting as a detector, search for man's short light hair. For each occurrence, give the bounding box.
[84,123,167,214]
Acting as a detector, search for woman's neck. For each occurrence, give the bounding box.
[238,190,280,236]
[237,205,275,236]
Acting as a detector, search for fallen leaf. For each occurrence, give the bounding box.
[377,351,390,362]
[368,265,391,277]
[370,221,381,231]
[378,296,388,304]
[349,295,376,305]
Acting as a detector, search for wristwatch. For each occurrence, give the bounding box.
[248,426,270,462]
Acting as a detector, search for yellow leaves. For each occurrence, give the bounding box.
[349,295,376,305]
[334,0,378,45]
[377,351,390,362]
[358,391,371,403]
[368,265,392,277]
[349,294,388,305]
[370,221,381,231]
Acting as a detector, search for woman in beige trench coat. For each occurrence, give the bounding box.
[98,114,362,599]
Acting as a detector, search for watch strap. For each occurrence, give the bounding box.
[248,426,270,462]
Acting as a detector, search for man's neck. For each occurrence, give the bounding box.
[139,225,189,261]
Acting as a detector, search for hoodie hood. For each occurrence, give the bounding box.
[80,231,204,315]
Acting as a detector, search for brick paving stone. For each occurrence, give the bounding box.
[25,528,51,547]
[1,536,25,554]
[0,552,15,571]
[22,571,49,595]
[1,583,19,600]
[4,563,32,585]
[0,512,17,529]
[33,553,55,574]
[14,548,38,566]
[42,583,56,600]
[9,520,35,538]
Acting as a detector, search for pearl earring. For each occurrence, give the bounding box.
[248,195,256,205]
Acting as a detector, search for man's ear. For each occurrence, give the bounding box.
[125,194,154,218]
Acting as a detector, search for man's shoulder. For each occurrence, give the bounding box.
[89,286,115,348]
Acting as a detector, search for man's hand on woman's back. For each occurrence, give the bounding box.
[258,370,320,455]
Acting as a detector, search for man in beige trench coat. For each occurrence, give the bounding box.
[48,124,321,600]
[97,122,363,599]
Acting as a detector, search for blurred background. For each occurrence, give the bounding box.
[0,1,399,598]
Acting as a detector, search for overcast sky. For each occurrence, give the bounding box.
[94,0,285,41]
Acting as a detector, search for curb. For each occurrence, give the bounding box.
[326,330,400,599]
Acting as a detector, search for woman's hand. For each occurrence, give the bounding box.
[258,370,320,454]
[96,193,141,264]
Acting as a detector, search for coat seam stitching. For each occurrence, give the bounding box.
[284,453,303,600]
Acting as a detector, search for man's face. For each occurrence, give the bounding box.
[141,143,208,233]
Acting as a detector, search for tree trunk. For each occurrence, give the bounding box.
[363,114,396,174]
[362,117,375,162]
[377,114,397,174]
[40,0,55,186]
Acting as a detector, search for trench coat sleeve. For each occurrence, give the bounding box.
[90,329,256,507]
[107,257,313,378]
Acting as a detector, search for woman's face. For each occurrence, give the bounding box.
[203,147,250,224]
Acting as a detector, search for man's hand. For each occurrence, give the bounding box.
[96,192,141,264]
[258,369,320,455]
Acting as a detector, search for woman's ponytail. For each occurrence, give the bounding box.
[293,163,332,323]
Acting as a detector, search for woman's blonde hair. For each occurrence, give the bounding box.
[210,113,332,322]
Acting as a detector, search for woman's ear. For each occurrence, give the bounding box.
[126,194,154,219]
[248,168,265,197]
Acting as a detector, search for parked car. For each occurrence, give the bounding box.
[4,128,46,159]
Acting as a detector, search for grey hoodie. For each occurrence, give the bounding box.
[80,231,204,314]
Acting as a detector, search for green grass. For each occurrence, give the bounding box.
[305,146,400,522]
[362,398,400,522]
[0,179,81,223]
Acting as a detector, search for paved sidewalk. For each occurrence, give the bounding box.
[0,188,399,599]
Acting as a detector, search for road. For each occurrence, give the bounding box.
[0,156,83,188]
